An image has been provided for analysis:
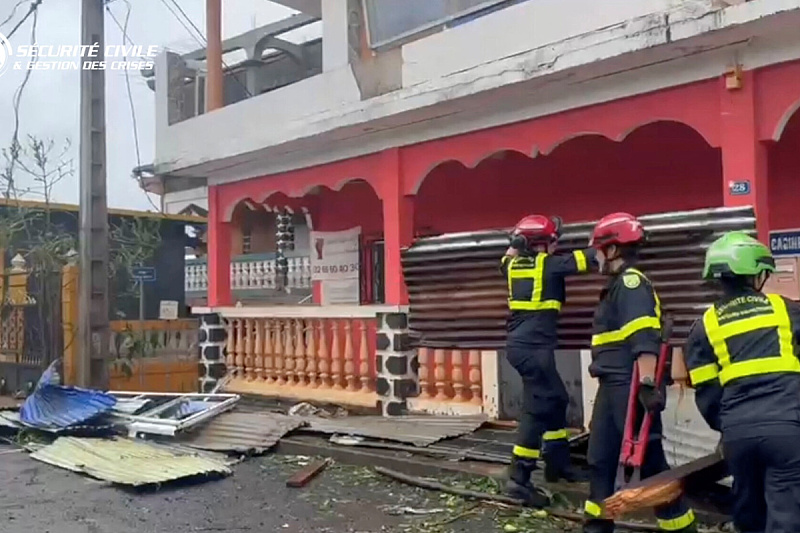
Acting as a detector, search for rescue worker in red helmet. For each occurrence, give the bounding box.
[501,214,598,507]
[582,213,696,533]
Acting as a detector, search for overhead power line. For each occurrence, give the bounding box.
[6,0,42,40]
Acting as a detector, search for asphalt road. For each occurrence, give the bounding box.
[0,442,581,533]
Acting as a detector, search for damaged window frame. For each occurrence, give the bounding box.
[109,391,240,438]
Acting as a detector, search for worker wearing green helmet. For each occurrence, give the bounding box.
[685,231,800,532]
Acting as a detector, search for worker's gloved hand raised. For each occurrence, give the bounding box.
[509,234,527,251]
[638,378,665,412]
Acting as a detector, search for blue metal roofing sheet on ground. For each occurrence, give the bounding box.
[19,362,117,430]
[29,437,231,486]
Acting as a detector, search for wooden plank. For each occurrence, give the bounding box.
[286,458,332,488]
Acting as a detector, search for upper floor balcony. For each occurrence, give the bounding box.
[152,0,800,182]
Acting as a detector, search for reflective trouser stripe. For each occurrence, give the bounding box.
[542,429,568,441]
[584,500,603,518]
[512,445,540,459]
[657,509,695,531]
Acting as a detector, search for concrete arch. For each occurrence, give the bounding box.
[773,99,800,141]
[410,149,535,195]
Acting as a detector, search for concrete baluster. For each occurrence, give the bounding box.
[244,319,254,381]
[417,347,432,399]
[273,320,285,385]
[306,320,318,388]
[263,320,274,383]
[317,320,331,388]
[343,320,356,391]
[452,349,467,401]
[254,318,264,381]
[294,319,307,386]
[468,350,482,405]
[433,349,448,400]
[358,320,371,391]
[330,321,344,390]
[284,319,296,385]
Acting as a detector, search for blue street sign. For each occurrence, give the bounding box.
[131,266,157,282]
[769,230,800,257]
[728,180,751,196]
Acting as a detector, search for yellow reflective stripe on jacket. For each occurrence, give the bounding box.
[658,509,696,531]
[592,316,661,346]
[507,254,563,311]
[584,501,603,518]
[542,429,568,441]
[703,294,800,386]
[573,250,588,273]
[591,268,661,347]
[512,445,540,459]
[688,362,719,385]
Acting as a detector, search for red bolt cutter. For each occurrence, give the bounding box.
[614,316,673,491]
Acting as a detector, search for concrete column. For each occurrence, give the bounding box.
[207,185,232,306]
[198,313,227,392]
[380,150,414,305]
[375,312,417,416]
[720,70,769,242]
[322,0,350,72]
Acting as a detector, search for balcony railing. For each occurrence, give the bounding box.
[215,307,383,408]
[186,254,311,294]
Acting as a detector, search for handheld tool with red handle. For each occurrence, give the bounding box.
[614,316,673,491]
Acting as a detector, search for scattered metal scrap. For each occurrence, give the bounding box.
[29,437,231,486]
[301,414,489,447]
[178,411,307,454]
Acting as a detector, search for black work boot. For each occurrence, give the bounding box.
[505,456,551,508]
[543,440,588,483]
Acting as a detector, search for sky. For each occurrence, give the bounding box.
[0,0,314,211]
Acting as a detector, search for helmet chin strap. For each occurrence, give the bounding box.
[753,272,769,291]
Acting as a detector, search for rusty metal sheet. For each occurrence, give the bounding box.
[301,414,488,447]
[179,411,307,453]
[402,206,756,349]
[29,437,231,486]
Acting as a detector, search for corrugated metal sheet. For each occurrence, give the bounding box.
[402,206,756,349]
[29,437,231,486]
[20,362,117,430]
[302,414,488,446]
[179,411,307,453]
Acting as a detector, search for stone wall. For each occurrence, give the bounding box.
[375,312,418,416]
[198,313,228,392]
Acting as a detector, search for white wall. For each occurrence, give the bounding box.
[401,0,700,87]
[322,0,349,71]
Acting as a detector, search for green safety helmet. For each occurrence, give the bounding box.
[702,231,776,279]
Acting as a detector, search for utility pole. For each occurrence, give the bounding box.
[77,0,110,389]
[206,0,223,112]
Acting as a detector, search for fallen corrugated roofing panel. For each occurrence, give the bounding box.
[20,362,117,431]
[29,437,231,486]
[0,410,21,429]
[179,411,307,453]
[302,414,488,447]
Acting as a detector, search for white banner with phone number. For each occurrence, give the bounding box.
[309,227,361,281]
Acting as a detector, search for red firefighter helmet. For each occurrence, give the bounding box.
[511,215,562,250]
[590,212,645,249]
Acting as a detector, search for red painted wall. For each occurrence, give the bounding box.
[768,111,800,231]
[414,122,724,233]
[313,181,383,237]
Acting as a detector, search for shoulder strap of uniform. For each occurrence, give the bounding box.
[621,267,649,290]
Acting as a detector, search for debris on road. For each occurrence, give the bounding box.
[178,411,307,454]
[29,436,231,486]
[374,466,664,533]
[111,391,240,438]
[301,414,489,447]
[286,457,332,488]
[380,505,447,516]
[20,360,117,431]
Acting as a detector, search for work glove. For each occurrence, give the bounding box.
[509,234,527,251]
[638,378,665,413]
